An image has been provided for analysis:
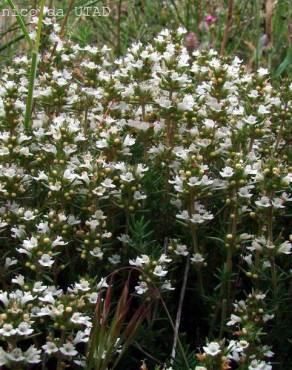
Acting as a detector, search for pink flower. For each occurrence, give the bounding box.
[205,15,217,25]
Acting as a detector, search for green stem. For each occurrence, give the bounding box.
[189,189,205,296]
[24,0,46,132]
[267,203,277,297]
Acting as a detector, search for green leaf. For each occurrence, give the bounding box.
[275,47,292,77]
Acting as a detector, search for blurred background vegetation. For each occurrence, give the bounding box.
[0,0,291,77]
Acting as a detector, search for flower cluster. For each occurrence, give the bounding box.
[0,11,291,369]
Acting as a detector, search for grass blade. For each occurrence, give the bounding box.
[5,0,32,49]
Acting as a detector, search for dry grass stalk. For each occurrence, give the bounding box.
[220,0,234,55]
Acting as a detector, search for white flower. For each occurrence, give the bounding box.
[33,281,47,292]
[17,322,33,336]
[203,341,221,356]
[135,281,148,295]
[6,348,25,362]
[4,257,17,268]
[278,241,291,255]
[227,314,242,326]
[59,342,78,357]
[101,178,116,188]
[52,236,68,247]
[75,279,91,291]
[108,254,121,264]
[39,292,55,304]
[177,26,187,35]
[120,172,135,182]
[0,292,8,306]
[176,210,190,221]
[220,166,234,178]
[190,214,205,224]
[0,347,6,366]
[161,280,175,291]
[258,105,270,115]
[129,254,150,267]
[158,254,172,263]
[12,274,24,286]
[238,186,253,198]
[257,68,269,77]
[153,265,168,277]
[18,237,38,255]
[248,90,259,98]
[133,191,147,200]
[248,359,272,370]
[33,171,48,181]
[177,94,195,111]
[244,115,257,125]
[187,177,199,187]
[190,253,204,263]
[117,234,131,244]
[71,312,91,326]
[123,134,135,146]
[42,342,58,355]
[272,197,285,209]
[88,292,99,304]
[174,244,189,256]
[263,313,274,322]
[255,196,271,208]
[0,323,17,337]
[97,277,109,289]
[39,254,54,267]
[155,97,172,109]
[74,331,89,345]
[37,221,49,234]
[90,247,104,259]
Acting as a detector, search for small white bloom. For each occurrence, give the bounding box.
[220,166,234,178]
[42,341,58,355]
[255,196,271,208]
[101,178,116,188]
[153,265,168,277]
[174,244,189,256]
[90,247,104,259]
[17,322,33,336]
[39,254,54,267]
[59,342,78,357]
[191,253,204,263]
[203,341,221,356]
[0,323,17,337]
[278,241,291,255]
[135,281,148,295]
[129,254,150,267]
[177,94,195,111]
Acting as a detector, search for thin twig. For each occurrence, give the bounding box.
[171,255,190,362]
[170,0,186,27]
[220,0,234,55]
[0,34,24,52]
[50,0,75,58]
[265,0,275,44]
[134,341,163,365]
